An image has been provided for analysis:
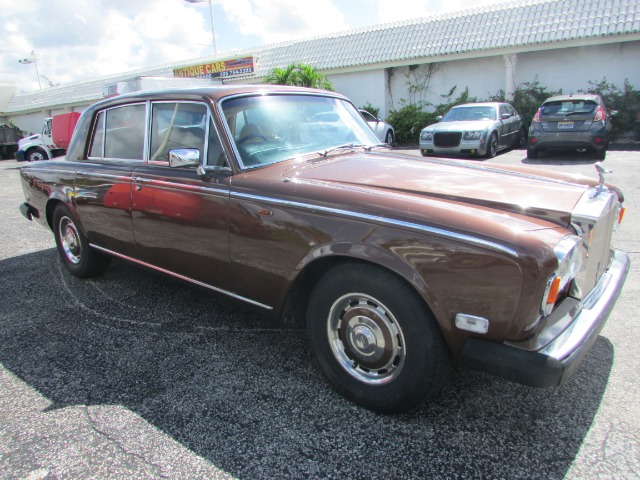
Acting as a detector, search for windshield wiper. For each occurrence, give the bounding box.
[364,143,393,151]
[318,143,389,157]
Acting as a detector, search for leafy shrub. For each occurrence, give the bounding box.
[386,101,434,145]
[580,78,640,140]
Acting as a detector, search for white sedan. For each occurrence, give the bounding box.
[359,109,395,144]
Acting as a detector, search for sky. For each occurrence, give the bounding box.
[1,0,507,94]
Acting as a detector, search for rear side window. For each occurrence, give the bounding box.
[541,100,597,117]
[88,104,147,160]
[104,104,146,159]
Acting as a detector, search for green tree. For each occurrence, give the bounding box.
[264,63,333,91]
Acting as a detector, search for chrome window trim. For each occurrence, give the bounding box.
[231,191,519,258]
[89,243,273,311]
[86,102,149,162]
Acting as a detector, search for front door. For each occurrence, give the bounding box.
[131,102,232,291]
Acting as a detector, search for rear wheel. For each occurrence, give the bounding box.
[306,263,450,413]
[384,130,394,145]
[527,146,538,159]
[594,145,607,160]
[485,132,498,158]
[53,204,111,278]
[516,128,526,148]
[26,147,48,162]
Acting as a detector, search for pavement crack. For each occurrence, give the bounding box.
[82,402,171,479]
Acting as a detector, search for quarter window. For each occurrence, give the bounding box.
[89,111,105,158]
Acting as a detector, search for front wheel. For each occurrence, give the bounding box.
[53,204,111,278]
[485,132,498,158]
[516,128,527,148]
[306,263,450,413]
[26,147,48,162]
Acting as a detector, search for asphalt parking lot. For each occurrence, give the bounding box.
[1,148,638,479]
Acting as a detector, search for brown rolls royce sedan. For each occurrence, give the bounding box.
[19,85,629,413]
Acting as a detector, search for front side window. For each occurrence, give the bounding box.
[221,94,378,168]
[149,102,208,162]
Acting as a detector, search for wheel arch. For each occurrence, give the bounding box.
[45,195,81,232]
[281,246,443,335]
[25,145,52,160]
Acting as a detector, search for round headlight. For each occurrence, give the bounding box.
[541,235,583,315]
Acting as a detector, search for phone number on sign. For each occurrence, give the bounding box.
[218,68,253,77]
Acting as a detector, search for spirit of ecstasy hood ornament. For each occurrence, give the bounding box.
[592,162,612,198]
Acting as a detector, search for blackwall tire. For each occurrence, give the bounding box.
[53,204,111,278]
[306,263,450,413]
[485,132,498,158]
[26,147,48,162]
[516,128,527,148]
[385,130,394,145]
[527,146,538,159]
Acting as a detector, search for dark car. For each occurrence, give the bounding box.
[527,94,617,159]
[18,85,629,413]
[419,102,526,158]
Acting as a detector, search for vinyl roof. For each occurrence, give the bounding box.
[3,0,639,114]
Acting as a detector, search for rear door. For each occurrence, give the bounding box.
[74,103,146,257]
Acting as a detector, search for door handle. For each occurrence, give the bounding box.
[133,176,152,184]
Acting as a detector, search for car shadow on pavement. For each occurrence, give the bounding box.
[0,249,613,479]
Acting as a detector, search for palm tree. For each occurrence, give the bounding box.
[264,63,333,91]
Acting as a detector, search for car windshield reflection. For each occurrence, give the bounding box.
[221,94,379,168]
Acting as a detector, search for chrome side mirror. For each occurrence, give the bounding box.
[436,115,443,122]
[169,148,200,168]
[501,113,511,120]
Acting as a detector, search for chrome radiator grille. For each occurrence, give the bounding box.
[570,189,620,299]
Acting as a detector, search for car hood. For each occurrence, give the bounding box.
[424,120,493,132]
[282,152,588,228]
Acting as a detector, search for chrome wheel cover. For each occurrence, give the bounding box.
[327,293,406,385]
[59,216,82,264]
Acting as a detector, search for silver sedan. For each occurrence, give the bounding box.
[419,102,526,158]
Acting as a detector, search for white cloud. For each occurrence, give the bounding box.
[0,0,507,94]
[218,0,349,44]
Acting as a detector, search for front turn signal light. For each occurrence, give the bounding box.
[619,206,626,224]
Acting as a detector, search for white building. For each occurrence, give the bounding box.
[2,0,639,134]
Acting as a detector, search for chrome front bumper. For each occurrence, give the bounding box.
[459,249,629,387]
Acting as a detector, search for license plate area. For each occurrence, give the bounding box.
[557,121,574,129]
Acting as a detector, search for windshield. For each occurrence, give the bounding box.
[442,106,497,122]
[220,94,379,168]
